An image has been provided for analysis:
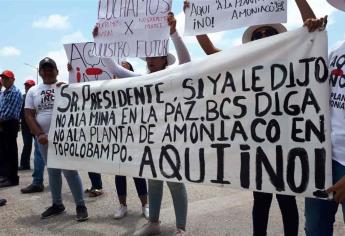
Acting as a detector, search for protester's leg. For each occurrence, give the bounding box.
[304,160,345,236]
[305,197,337,236]
[20,129,33,169]
[276,194,298,236]
[63,170,85,206]
[0,130,5,177]
[332,160,345,222]
[88,172,102,189]
[252,191,273,236]
[133,177,148,206]
[148,179,164,222]
[166,182,188,230]
[115,175,127,204]
[39,143,63,205]
[32,138,45,186]
[4,120,19,183]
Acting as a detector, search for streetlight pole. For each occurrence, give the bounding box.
[24,63,39,84]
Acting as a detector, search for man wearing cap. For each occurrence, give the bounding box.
[184,0,325,235]
[25,57,88,221]
[19,79,36,170]
[20,79,46,194]
[304,1,345,235]
[0,70,23,188]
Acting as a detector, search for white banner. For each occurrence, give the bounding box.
[64,42,114,83]
[49,28,331,198]
[184,0,287,36]
[94,0,172,58]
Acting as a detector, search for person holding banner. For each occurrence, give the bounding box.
[184,1,324,236]
[96,12,190,236]
[305,1,345,235]
[25,57,88,221]
[111,61,149,220]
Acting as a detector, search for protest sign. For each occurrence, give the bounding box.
[184,0,287,36]
[94,0,172,58]
[49,28,331,198]
[64,42,114,83]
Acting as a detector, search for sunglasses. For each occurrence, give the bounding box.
[251,27,279,41]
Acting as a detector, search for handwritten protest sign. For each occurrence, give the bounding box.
[184,0,287,36]
[64,42,114,83]
[49,28,331,198]
[94,0,172,58]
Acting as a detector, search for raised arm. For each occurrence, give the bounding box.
[196,35,221,55]
[295,0,316,22]
[168,12,191,64]
[102,58,141,78]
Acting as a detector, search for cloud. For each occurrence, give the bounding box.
[330,34,345,51]
[61,31,88,44]
[0,46,21,56]
[45,49,69,82]
[32,14,70,30]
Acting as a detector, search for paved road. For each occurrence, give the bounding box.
[0,134,344,236]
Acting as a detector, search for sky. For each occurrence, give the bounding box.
[0,0,345,92]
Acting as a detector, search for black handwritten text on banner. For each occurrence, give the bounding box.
[94,0,172,58]
[49,28,331,198]
[184,0,287,36]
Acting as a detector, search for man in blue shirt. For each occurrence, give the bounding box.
[0,70,23,188]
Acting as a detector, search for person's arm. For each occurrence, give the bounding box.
[295,0,316,22]
[24,89,47,144]
[102,58,141,78]
[327,176,345,203]
[25,108,47,144]
[168,12,191,64]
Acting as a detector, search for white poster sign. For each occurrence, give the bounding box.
[64,42,114,83]
[49,28,331,198]
[94,0,172,58]
[184,0,287,36]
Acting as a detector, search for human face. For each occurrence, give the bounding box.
[251,26,279,41]
[1,76,14,89]
[146,56,168,73]
[121,61,132,70]
[39,65,58,84]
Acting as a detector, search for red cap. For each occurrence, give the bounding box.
[0,70,15,79]
[24,79,36,86]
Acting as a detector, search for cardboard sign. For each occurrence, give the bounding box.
[184,0,287,36]
[94,0,172,58]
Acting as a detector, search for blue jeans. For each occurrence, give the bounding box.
[305,160,345,236]
[39,143,85,206]
[148,180,187,229]
[32,139,45,185]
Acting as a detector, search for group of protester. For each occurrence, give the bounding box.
[1,0,345,235]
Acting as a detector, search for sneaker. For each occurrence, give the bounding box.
[41,204,65,219]
[133,221,161,236]
[114,204,127,219]
[21,184,44,194]
[76,205,88,222]
[142,204,149,219]
[175,229,186,236]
